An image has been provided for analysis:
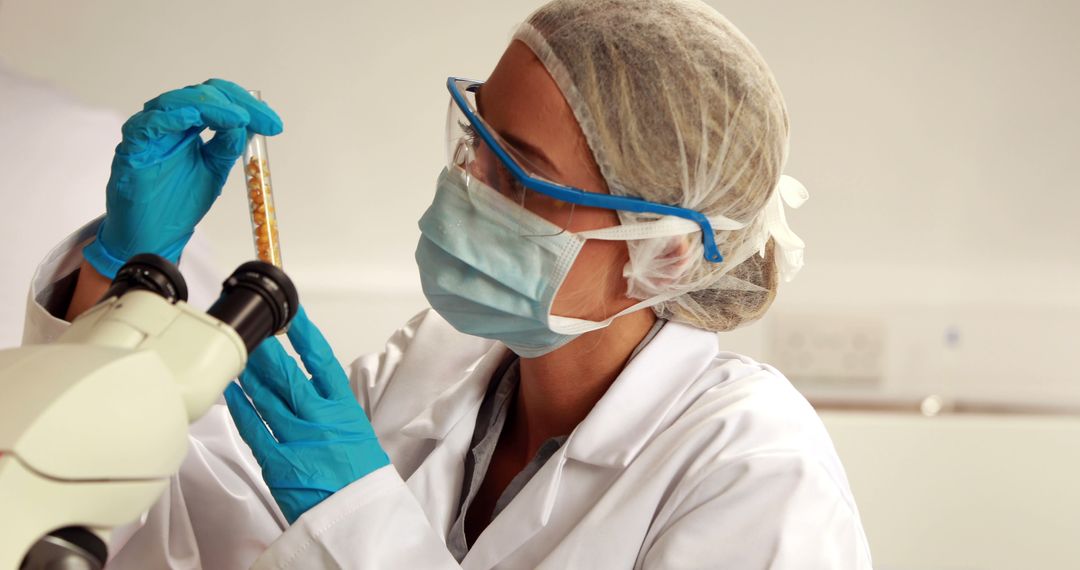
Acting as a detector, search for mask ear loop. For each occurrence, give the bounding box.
[548,288,685,335]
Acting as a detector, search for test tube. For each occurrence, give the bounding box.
[243,90,283,269]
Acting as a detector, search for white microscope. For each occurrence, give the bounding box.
[0,254,298,569]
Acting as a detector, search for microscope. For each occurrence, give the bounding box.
[0,254,298,569]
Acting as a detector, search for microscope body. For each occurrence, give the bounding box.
[0,256,296,569]
[0,291,247,569]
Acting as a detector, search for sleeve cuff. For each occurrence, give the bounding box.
[81,224,128,280]
[254,465,404,568]
[22,216,104,345]
[252,465,460,569]
[82,222,191,280]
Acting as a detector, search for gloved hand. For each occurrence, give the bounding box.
[83,79,283,278]
[224,306,390,524]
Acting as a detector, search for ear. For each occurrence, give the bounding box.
[646,236,694,289]
[659,236,690,260]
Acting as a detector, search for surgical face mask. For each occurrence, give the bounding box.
[414,168,738,357]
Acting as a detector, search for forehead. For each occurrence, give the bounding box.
[482,44,578,138]
[478,41,601,189]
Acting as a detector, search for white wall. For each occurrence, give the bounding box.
[2,1,1078,567]
[0,0,531,356]
[3,0,1076,368]
[823,411,1080,569]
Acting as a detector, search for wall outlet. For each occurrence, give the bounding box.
[768,314,887,390]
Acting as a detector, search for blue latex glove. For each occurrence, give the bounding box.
[224,306,390,524]
[83,79,283,277]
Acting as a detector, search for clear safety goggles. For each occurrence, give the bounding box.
[446,78,580,236]
[446,77,730,262]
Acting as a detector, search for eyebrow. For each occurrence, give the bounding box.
[475,86,563,178]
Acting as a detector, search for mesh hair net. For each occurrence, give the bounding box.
[514,0,808,332]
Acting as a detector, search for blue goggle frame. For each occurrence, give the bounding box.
[448,77,725,263]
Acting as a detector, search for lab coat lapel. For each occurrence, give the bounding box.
[464,322,720,569]
[564,321,719,467]
[400,344,508,540]
[462,444,570,570]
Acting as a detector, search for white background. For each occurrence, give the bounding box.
[2,1,1078,567]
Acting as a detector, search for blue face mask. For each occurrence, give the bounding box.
[415,168,678,357]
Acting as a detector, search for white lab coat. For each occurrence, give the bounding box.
[25,220,873,569]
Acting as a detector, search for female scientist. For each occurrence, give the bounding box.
[27,0,872,567]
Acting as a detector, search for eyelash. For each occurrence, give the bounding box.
[460,121,526,197]
[461,122,481,148]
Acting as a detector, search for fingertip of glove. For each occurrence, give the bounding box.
[225,380,241,395]
[284,305,323,347]
[292,304,311,327]
[203,78,284,136]
[249,107,284,136]
[210,103,252,131]
[255,335,285,355]
[224,381,246,406]
[246,336,287,373]
[203,77,245,92]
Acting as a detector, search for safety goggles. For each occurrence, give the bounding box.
[446,77,731,262]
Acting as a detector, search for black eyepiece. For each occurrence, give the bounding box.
[206,261,298,354]
[101,253,188,304]
[20,526,108,569]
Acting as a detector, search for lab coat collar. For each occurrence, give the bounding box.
[563,321,720,468]
[466,324,721,568]
[398,336,508,441]
[394,318,721,569]
[396,316,720,470]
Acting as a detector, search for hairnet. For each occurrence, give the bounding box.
[513,0,808,331]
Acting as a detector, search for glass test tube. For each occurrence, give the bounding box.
[243,90,283,269]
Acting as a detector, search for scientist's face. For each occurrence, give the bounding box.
[475,41,638,322]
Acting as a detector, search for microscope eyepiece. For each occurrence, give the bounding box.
[206,261,299,354]
[19,527,108,569]
[100,256,297,356]
[101,253,188,304]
